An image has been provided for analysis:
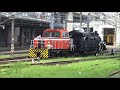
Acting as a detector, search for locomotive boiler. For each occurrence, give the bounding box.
[69,30,102,55]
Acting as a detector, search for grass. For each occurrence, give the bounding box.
[0,57,120,78]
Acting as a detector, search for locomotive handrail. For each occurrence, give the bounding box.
[70,39,76,51]
[30,45,34,48]
[31,39,72,50]
[30,40,34,48]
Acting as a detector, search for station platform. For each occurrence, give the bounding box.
[106,45,120,51]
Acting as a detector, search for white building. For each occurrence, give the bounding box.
[49,12,120,46]
[67,12,120,46]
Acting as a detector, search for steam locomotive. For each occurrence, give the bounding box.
[29,28,106,58]
[69,30,102,55]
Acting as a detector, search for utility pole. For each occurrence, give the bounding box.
[10,15,15,57]
[87,12,90,32]
[114,19,117,46]
[50,12,54,29]
[63,20,66,29]
[0,12,1,31]
[63,13,68,29]
[114,13,118,46]
[79,12,82,30]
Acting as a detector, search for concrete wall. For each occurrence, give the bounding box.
[116,27,120,45]
[97,25,115,42]
[7,27,11,46]
[14,27,20,45]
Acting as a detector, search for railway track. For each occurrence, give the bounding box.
[0,50,29,55]
[0,55,120,69]
[0,49,119,66]
[31,55,120,66]
[0,57,30,64]
[0,56,28,61]
[106,70,120,78]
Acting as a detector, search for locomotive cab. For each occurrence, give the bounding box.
[29,28,72,58]
[43,29,69,39]
[33,29,71,49]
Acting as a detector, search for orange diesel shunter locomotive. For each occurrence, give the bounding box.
[29,29,74,58]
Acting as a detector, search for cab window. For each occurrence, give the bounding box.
[43,32,60,38]
[62,32,69,38]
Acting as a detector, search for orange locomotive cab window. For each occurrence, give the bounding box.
[62,32,69,38]
[43,29,68,38]
[44,32,60,38]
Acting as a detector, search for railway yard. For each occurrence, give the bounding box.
[0,12,120,78]
[0,45,120,78]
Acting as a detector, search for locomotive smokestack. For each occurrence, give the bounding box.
[95,31,99,35]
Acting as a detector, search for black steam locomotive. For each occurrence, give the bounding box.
[69,30,106,55]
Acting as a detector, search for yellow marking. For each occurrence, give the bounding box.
[29,48,48,59]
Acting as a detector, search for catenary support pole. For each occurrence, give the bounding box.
[0,12,1,31]
[11,18,15,56]
[79,12,82,30]
[87,12,90,32]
